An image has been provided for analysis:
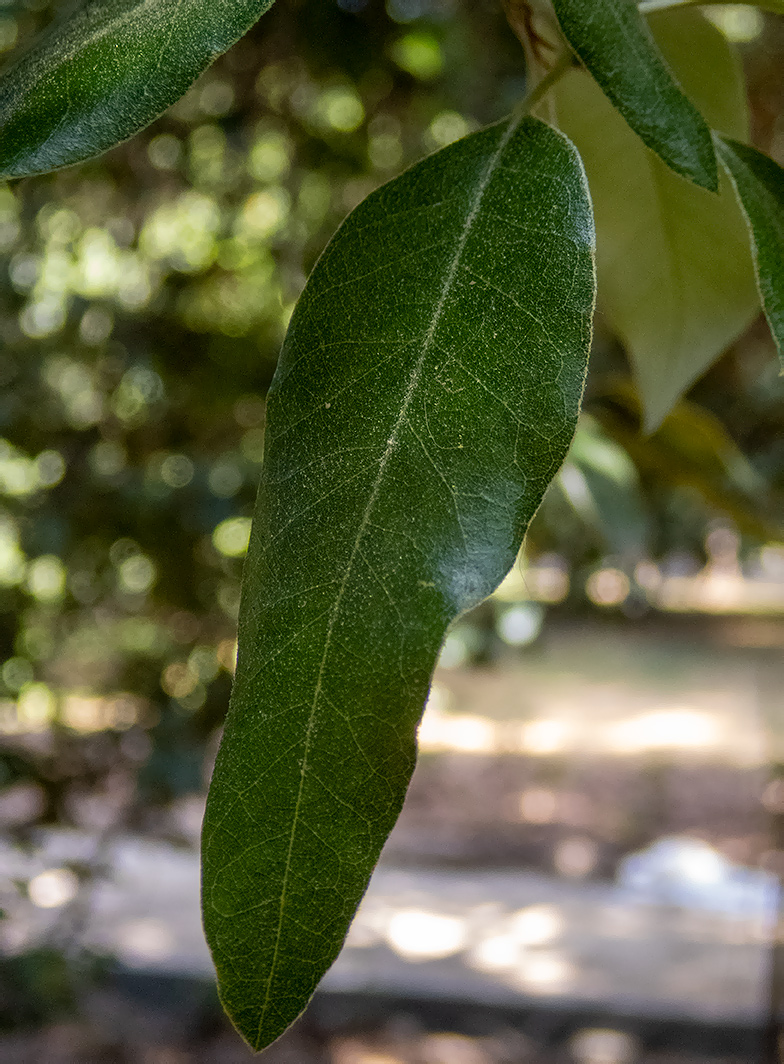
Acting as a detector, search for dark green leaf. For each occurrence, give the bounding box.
[201,116,595,1050]
[552,0,717,190]
[716,137,784,369]
[554,9,759,430]
[0,0,275,179]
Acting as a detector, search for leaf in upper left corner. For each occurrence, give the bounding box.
[716,137,784,369]
[0,0,276,179]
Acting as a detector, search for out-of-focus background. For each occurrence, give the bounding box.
[0,1,783,1061]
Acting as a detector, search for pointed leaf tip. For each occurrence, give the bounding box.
[201,114,595,1050]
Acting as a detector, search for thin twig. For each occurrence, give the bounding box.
[516,49,576,118]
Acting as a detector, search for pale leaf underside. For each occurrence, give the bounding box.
[554,9,759,430]
[552,0,718,190]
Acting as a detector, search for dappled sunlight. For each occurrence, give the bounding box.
[345,889,576,992]
[331,1041,406,1064]
[504,905,563,947]
[418,679,762,763]
[586,568,630,608]
[0,0,775,1055]
[331,832,775,1015]
[493,555,570,605]
[603,709,722,754]
[0,824,777,1033]
[518,787,559,823]
[488,532,784,621]
[0,690,145,735]
[28,867,78,910]
[418,706,498,754]
[514,952,575,993]
[385,909,468,961]
[553,838,600,879]
[115,918,176,965]
[570,1028,639,1064]
[517,717,574,756]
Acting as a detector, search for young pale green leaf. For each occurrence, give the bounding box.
[201,116,595,1051]
[0,0,275,179]
[716,137,784,369]
[554,9,759,431]
[552,0,717,190]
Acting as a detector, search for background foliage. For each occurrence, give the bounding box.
[0,0,783,1039]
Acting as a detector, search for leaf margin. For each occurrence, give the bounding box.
[0,0,276,179]
[552,0,718,190]
[716,134,784,369]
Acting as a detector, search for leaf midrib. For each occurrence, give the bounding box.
[4,0,178,79]
[1,0,190,170]
[253,114,520,1048]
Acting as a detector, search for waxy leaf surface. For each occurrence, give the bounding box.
[554,9,758,430]
[552,0,717,189]
[0,0,275,178]
[201,116,595,1050]
[717,137,784,368]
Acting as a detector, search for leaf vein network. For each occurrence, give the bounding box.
[251,114,521,1049]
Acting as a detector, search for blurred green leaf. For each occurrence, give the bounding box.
[555,9,759,431]
[558,417,650,556]
[0,0,276,179]
[596,380,782,538]
[717,137,784,369]
[552,0,717,189]
[201,115,595,1050]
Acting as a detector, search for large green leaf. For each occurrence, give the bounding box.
[0,0,275,179]
[716,137,784,369]
[554,9,759,431]
[552,0,717,190]
[201,116,595,1050]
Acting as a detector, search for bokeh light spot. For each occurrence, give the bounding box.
[28,867,79,909]
[213,517,251,557]
[26,555,66,602]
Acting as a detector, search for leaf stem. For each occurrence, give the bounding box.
[517,49,575,116]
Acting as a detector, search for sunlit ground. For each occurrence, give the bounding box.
[1,594,782,1059]
[0,464,780,1055]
